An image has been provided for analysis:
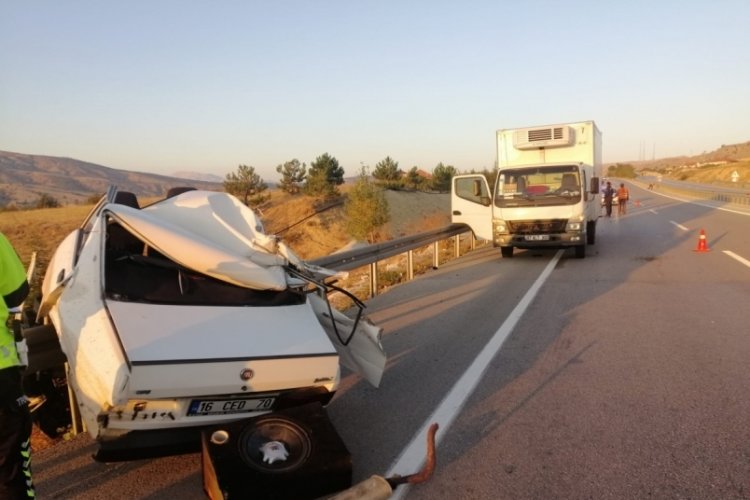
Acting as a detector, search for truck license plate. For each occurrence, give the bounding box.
[188,396,275,416]
[525,235,550,241]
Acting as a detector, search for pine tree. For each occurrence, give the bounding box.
[344,167,390,243]
[305,153,344,196]
[373,156,402,183]
[224,164,267,206]
[431,163,457,192]
[276,158,307,194]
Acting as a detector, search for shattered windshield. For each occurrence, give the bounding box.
[494,165,582,207]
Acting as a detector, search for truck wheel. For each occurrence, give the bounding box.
[586,220,596,245]
[501,246,514,258]
[574,244,586,259]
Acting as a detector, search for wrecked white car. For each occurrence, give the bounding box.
[26,187,386,460]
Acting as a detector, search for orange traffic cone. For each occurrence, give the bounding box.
[694,229,710,252]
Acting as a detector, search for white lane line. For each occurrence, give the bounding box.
[723,250,750,268]
[669,221,689,231]
[386,249,564,498]
[649,209,658,214]
[649,190,750,216]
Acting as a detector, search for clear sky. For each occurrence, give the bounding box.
[2,1,749,181]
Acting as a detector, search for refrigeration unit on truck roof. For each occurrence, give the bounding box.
[512,125,574,150]
[498,120,601,168]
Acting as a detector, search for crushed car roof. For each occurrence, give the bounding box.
[106,190,289,291]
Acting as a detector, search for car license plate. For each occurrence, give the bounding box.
[188,396,275,416]
[524,235,550,241]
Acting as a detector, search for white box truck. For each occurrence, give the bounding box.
[451,120,602,258]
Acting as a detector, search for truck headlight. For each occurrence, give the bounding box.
[493,219,508,234]
[566,217,584,232]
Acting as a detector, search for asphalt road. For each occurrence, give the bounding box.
[32,183,750,499]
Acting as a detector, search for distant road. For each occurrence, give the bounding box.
[33,184,750,499]
[638,174,750,194]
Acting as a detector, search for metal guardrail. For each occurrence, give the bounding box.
[310,223,470,270]
[656,184,750,206]
[635,178,750,207]
[310,223,478,297]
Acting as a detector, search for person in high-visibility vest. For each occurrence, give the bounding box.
[0,231,34,499]
[616,183,630,216]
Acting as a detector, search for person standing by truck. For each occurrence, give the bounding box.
[0,231,34,499]
[603,181,616,217]
[617,183,629,216]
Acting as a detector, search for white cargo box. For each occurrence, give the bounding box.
[498,120,602,168]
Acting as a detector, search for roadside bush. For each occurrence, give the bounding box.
[36,193,60,209]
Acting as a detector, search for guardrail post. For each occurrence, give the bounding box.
[432,241,439,269]
[407,250,414,281]
[369,262,378,297]
[454,235,460,258]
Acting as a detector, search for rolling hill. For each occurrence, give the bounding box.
[0,150,221,207]
[3,138,749,209]
[630,141,750,169]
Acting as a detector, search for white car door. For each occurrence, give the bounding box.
[451,174,493,241]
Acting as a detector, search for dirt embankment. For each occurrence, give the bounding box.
[260,189,450,259]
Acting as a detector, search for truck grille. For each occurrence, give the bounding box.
[508,219,567,234]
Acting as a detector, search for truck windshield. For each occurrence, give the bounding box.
[494,165,582,208]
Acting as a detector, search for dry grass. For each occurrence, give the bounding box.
[0,205,95,295]
[255,188,451,259]
[671,160,750,186]
[258,190,351,259]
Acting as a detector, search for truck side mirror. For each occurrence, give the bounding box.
[472,179,491,206]
[590,177,600,194]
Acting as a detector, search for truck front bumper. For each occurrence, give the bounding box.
[494,232,584,248]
